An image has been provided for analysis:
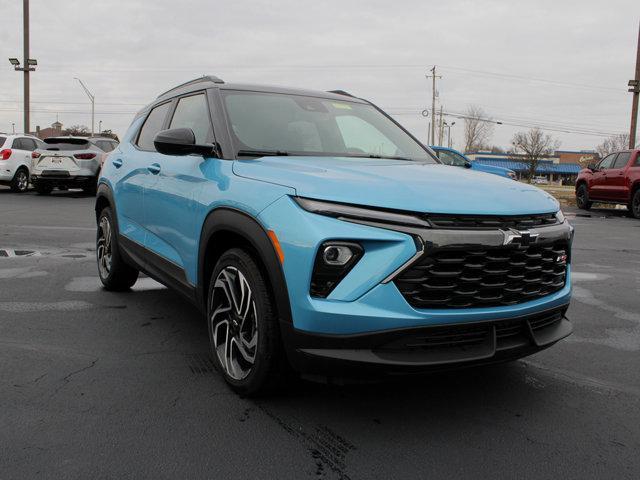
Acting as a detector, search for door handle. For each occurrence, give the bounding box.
[112,158,123,168]
[148,163,161,175]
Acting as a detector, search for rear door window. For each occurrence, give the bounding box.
[613,152,631,169]
[137,102,172,151]
[0,136,6,147]
[169,93,213,144]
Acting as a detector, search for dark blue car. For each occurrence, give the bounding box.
[431,146,517,180]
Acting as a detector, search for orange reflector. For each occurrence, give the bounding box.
[267,230,284,264]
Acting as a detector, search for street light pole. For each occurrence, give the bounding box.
[23,0,29,134]
[99,120,102,134]
[74,78,95,136]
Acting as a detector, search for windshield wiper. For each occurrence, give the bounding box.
[347,153,415,162]
[237,149,290,157]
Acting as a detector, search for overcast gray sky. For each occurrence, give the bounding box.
[1,0,637,151]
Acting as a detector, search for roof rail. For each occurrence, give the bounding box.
[157,75,225,98]
[328,89,354,97]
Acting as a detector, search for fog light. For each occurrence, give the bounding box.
[310,241,363,298]
[323,245,354,266]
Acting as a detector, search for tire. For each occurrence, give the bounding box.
[34,183,53,195]
[630,189,640,219]
[96,207,139,291]
[10,168,29,193]
[207,248,285,396]
[576,184,592,210]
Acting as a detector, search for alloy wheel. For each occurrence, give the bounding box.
[577,187,586,208]
[16,171,28,192]
[97,215,113,278]
[210,266,258,380]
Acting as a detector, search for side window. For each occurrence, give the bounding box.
[169,93,212,144]
[635,153,640,166]
[12,138,26,150]
[137,102,172,151]
[613,152,631,169]
[22,138,37,151]
[598,154,616,170]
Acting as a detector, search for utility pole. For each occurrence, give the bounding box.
[426,66,441,145]
[74,78,95,136]
[438,105,444,146]
[629,21,640,149]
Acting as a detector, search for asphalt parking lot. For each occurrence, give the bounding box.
[1,186,639,480]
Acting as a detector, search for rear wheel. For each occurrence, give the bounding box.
[34,182,53,195]
[576,184,592,210]
[207,248,284,396]
[97,207,139,291]
[630,189,640,219]
[10,168,29,193]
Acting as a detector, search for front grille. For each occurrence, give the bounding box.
[425,213,558,230]
[394,241,568,309]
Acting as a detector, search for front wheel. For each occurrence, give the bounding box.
[630,189,640,219]
[576,184,592,210]
[207,248,284,396]
[10,169,29,193]
[97,207,139,291]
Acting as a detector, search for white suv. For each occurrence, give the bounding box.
[0,134,46,192]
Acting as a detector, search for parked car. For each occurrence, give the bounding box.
[31,136,107,195]
[575,149,640,218]
[96,76,574,395]
[0,134,46,192]
[532,176,548,185]
[430,146,517,179]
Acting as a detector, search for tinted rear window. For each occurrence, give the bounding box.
[43,138,90,151]
[0,136,6,146]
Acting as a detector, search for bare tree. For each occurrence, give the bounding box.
[511,128,560,182]
[595,133,635,158]
[463,105,494,153]
[64,125,90,136]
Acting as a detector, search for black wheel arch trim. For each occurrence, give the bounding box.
[197,207,293,324]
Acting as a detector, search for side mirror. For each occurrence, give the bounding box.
[587,163,599,172]
[463,160,472,169]
[154,128,217,157]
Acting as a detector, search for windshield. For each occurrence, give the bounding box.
[222,91,435,162]
[437,150,468,167]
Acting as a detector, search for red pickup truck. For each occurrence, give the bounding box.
[575,149,640,218]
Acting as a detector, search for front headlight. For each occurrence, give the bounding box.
[293,196,431,228]
[310,241,363,298]
[555,210,565,223]
[507,171,517,180]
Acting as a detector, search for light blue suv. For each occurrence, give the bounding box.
[96,76,573,394]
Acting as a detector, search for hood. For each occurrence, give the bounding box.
[233,156,558,215]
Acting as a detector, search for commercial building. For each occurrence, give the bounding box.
[465,150,596,184]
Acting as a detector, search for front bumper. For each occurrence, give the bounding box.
[282,304,572,376]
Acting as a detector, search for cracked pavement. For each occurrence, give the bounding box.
[1,187,639,479]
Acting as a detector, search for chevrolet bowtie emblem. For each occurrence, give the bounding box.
[502,229,539,247]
